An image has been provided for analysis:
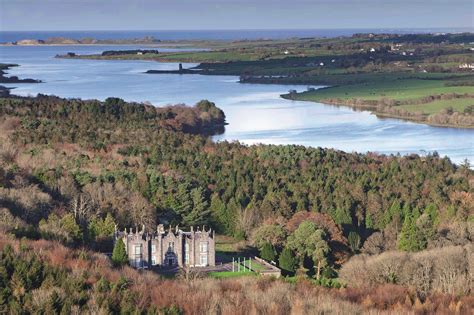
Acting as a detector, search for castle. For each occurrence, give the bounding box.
[114,224,215,269]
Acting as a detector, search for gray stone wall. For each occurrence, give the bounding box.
[116,225,215,268]
[120,227,149,268]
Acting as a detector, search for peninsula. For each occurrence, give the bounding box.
[56,33,474,128]
[0,63,41,97]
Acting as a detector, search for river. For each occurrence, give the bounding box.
[0,45,472,164]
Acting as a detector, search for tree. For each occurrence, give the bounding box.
[260,242,277,262]
[182,187,210,226]
[173,182,193,220]
[89,213,116,240]
[251,223,286,249]
[308,230,330,280]
[398,208,426,251]
[279,247,297,275]
[45,290,62,314]
[348,231,361,252]
[129,192,156,230]
[287,221,318,266]
[334,207,352,226]
[112,239,128,267]
[287,221,331,278]
[60,214,83,244]
[39,213,83,245]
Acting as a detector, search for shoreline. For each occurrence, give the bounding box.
[144,66,474,130]
[8,48,474,130]
[281,95,474,129]
[0,63,42,84]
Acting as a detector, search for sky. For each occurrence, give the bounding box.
[1,0,473,31]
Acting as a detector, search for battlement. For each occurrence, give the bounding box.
[114,224,215,269]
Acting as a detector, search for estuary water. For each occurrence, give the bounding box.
[0,45,473,164]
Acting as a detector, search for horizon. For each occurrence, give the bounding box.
[2,26,473,32]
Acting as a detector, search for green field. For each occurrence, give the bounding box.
[289,73,474,124]
[295,77,474,102]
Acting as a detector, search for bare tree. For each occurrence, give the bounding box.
[70,193,95,224]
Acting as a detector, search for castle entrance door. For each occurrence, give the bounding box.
[165,253,176,266]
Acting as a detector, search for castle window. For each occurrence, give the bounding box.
[134,244,142,255]
[199,242,208,253]
[151,244,156,253]
[151,256,156,265]
[185,243,190,264]
[168,242,174,250]
[200,254,208,266]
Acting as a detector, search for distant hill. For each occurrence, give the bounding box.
[2,36,161,45]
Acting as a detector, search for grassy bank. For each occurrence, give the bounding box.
[292,77,474,102]
[284,74,474,128]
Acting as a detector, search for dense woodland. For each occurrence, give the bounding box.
[0,95,473,313]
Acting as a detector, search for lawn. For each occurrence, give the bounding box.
[208,271,256,279]
[295,78,474,102]
[247,259,268,272]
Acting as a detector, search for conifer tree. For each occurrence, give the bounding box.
[308,229,330,280]
[398,208,425,251]
[334,207,352,226]
[209,193,226,232]
[112,239,128,267]
[279,247,297,275]
[45,290,62,314]
[60,214,83,245]
[179,187,211,226]
[173,182,193,218]
[260,242,277,262]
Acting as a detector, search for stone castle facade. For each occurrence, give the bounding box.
[114,224,215,269]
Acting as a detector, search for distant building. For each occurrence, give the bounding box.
[459,63,474,70]
[115,224,216,269]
